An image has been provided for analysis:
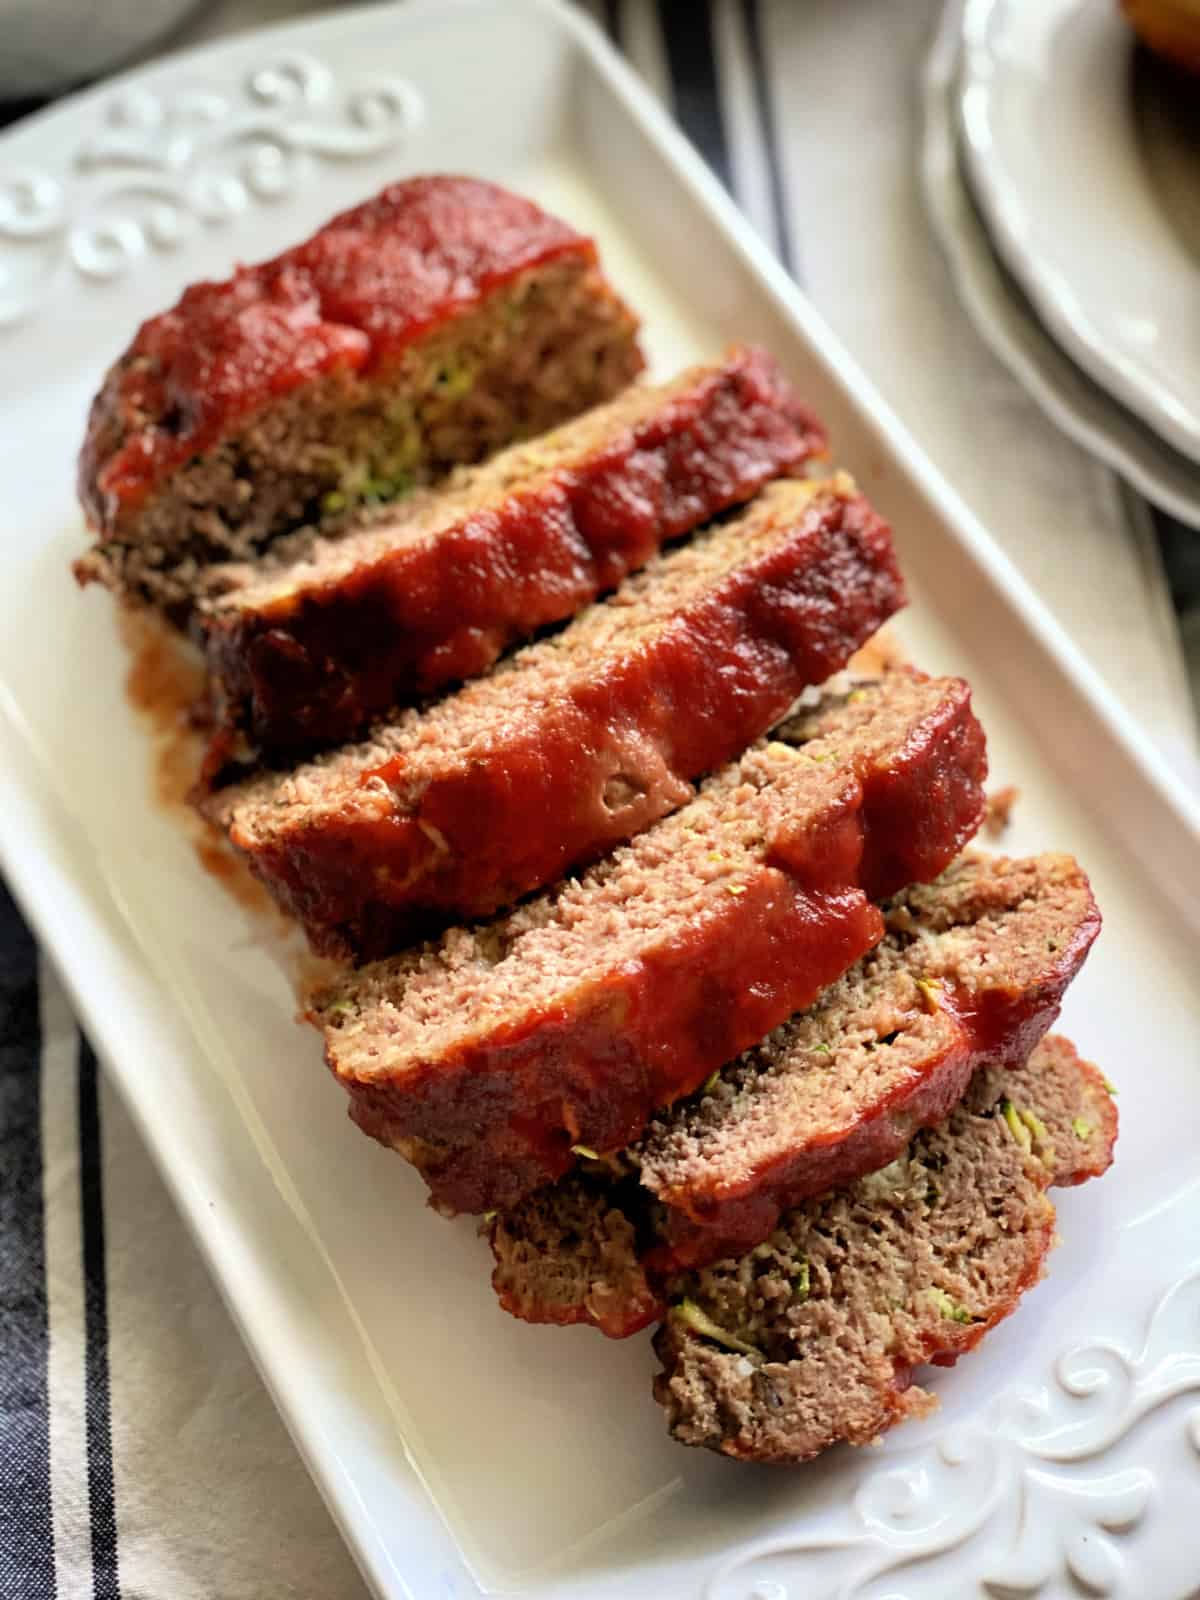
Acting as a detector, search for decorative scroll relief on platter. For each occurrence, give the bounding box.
[0,52,423,327]
[707,1267,1200,1600]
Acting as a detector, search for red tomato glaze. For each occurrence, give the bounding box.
[331,678,990,1216]
[80,177,594,524]
[201,346,829,762]
[227,484,902,958]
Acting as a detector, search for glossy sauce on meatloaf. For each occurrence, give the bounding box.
[76,177,644,612]
[488,853,1101,1337]
[213,475,903,956]
[198,346,829,763]
[311,671,988,1214]
[81,177,601,524]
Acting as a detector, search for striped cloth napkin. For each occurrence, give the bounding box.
[1,3,1195,1597]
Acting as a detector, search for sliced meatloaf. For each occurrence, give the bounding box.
[198,345,828,762]
[653,1035,1117,1462]
[75,176,645,617]
[311,669,987,1214]
[215,475,904,957]
[488,852,1101,1337]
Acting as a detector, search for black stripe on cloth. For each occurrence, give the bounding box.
[1153,506,1200,615]
[78,1041,119,1600]
[0,881,56,1600]
[657,0,733,192]
[739,0,799,280]
[0,98,48,133]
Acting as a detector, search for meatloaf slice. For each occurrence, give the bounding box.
[311,669,987,1214]
[488,852,1100,1337]
[215,475,903,957]
[75,176,644,618]
[198,345,828,762]
[652,1035,1117,1462]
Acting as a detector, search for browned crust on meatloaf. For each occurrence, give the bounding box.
[76,178,644,617]
[487,853,1101,1337]
[196,345,829,762]
[311,669,987,1215]
[211,475,903,956]
[488,1172,666,1336]
[651,1036,1117,1462]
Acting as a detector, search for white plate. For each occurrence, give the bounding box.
[958,0,1200,465]
[921,3,1200,529]
[2,3,1200,1596]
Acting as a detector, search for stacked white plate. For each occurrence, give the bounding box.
[923,0,1200,528]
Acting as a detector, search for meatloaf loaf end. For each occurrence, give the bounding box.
[198,345,829,763]
[488,851,1101,1337]
[311,669,988,1214]
[652,1035,1117,1462]
[216,474,904,956]
[75,176,645,618]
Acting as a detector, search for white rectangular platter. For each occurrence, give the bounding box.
[1,3,1198,1596]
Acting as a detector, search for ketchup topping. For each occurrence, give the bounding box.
[82,177,593,522]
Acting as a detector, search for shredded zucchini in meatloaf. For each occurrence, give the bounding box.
[670,1298,760,1357]
[927,1286,975,1324]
